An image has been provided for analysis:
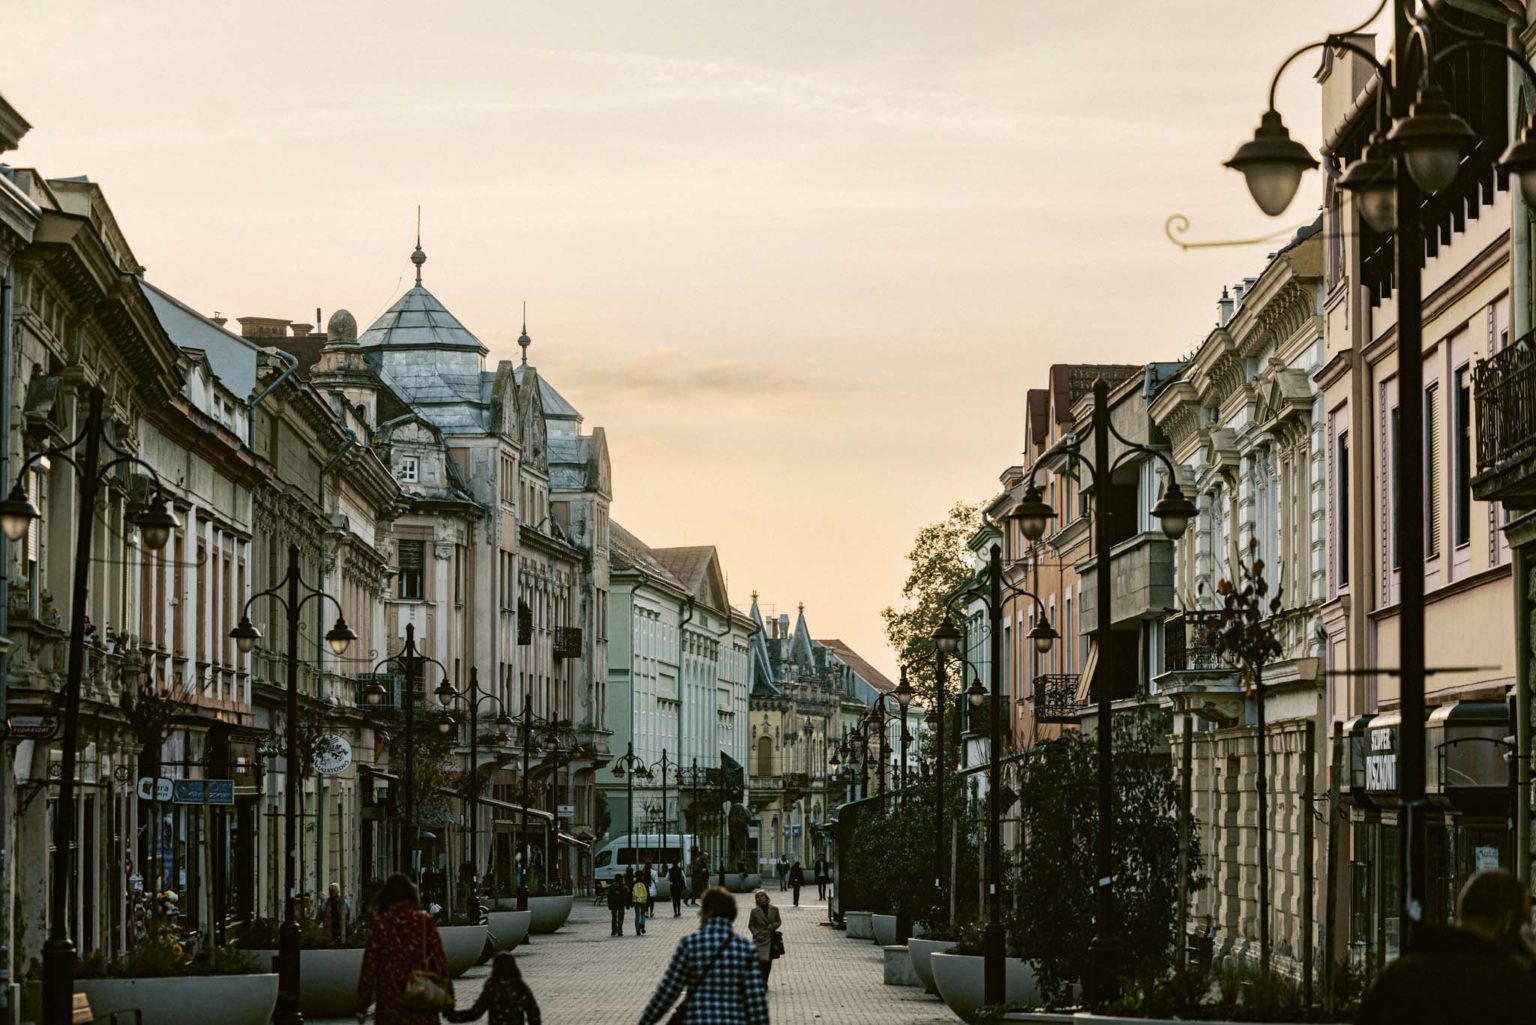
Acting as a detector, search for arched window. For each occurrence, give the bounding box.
[756,735,773,777]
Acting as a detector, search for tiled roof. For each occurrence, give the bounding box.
[818,638,896,693]
[358,285,487,354]
[649,546,716,596]
[515,364,581,421]
[609,521,686,591]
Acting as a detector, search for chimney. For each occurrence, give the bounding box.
[290,323,312,337]
[1218,287,1233,326]
[210,312,228,328]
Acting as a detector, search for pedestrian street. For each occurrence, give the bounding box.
[315,896,956,1025]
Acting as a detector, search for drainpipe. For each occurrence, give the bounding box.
[313,428,356,901]
[247,347,300,449]
[0,250,14,1020]
[676,598,694,781]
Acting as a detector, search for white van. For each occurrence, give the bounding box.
[592,833,694,889]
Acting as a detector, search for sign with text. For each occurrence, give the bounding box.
[313,735,353,777]
[1365,725,1398,793]
[137,777,174,802]
[6,715,57,739]
[172,779,235,806]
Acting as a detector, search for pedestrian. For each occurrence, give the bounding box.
[814,855,829,901]
[669,862,687,918]
[607,870,630,936]
[788,861,805,908]
[638,887,768,1025]
[444,951,541,1025]
[632,872,650,935]
[736,861,748,893]
[747,889,783,985]
[776,857,788,892]
[642,863,657,915]
[690,857,708,907]
[355,872,454,1025]
[323,881,349,944]
[1357,869,1536,1025]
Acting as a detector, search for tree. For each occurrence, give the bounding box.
[1198,537,1284,978]
[1012,709,1202,1003]
[882,501,981,705]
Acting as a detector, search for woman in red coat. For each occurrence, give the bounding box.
[356,873,454,1024]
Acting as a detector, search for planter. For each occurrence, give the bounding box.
[438,925,489,977]
[1072,1016,1312,1025]
[930,952,1039,1023]
[908,938,958,995]
[527,894,574,934]
[487,910,531,953]
[75,974,278,1025]
[844,911,874,940]
[882,945,921,987]
[720,873,762,893]
[248,949,364,1018]
[871,914,926,947]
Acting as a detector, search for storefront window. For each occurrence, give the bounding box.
[1382,824,1400,963]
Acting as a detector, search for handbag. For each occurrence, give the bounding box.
[400,913,453,1012]
[669,937,730,1025]
[770,929,785,960]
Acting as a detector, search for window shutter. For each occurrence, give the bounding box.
[1425,384,1441,559]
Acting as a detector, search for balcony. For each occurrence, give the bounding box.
[1472,328,1536,508]
[1153,611,1241,726]
[1031,673,1080,724]
[553,627,583,660]
[1077,532,1174,628]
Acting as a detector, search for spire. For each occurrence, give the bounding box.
[411,206,426,286]
[518,301,532,364]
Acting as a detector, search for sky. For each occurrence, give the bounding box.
[2,1,1376,678]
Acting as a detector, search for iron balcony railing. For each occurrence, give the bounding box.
[1164,611,1225,672]
[1032,673,1080,724]
[1473,328,1536,502]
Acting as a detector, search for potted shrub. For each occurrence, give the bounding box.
[73,923,276,1025]
[432,911,492,975]
[241,917,373,1018]
[930,919,1041,1022]
[909,917,963,995]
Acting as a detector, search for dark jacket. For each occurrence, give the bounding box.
[788,865,805,887]
[444,976,541,1025]
[606,880,629,910]
[668,866,687,891]
[1356,927,1536,1025]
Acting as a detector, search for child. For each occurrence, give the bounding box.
[632,874,650,935]
[445,952,541,1025]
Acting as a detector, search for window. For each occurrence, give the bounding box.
[1390,404,1401,571]
[1454,367,1471,548]
[397,457,419,484]
[1338,432,1351,587]
[1424,383,1441,560]
[397,540,424,600]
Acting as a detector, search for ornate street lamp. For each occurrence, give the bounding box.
[433,668,515,911]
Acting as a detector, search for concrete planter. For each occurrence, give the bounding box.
[844,911,874,939]
[527,894,574,934]
[1072,1016,1312,1025]
[487,910,531,953]
[76,974,278,1025]
[907,937,958,994]
[439,925,489,977]
[882,945,921,987]
[871,914,925,947]
[722,873,762,894]
[247,949,364,1018]
[931,953,1040,1023]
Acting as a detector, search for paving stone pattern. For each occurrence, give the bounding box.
[321,896,956,1024]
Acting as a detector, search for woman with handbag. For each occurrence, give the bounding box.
[356,873,455,1024]
[638,887,767,1025]
[747,889,783,984]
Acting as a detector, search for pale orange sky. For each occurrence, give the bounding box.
[4,1,1370,678]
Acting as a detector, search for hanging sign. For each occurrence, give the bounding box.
[313,735,353,777]
[137,777,174,801]
[172,779,235,806]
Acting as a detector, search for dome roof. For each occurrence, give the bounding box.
[357,285,487,355]
[326,308,358,343]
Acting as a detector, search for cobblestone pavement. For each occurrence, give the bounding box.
[323,893,956,1024]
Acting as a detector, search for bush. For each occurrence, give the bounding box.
[238,916,369,951]
[77,922,261,979]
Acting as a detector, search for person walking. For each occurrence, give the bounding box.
[669,863,687,918]
[689,856,708,908]
[607,871,630,936]
[813,856,829,901]
[355,873,454,1025]
[632,873,650,935]
[776,857,788,892]
[787,861,805,908]
[445,951,541,1025]
[1357,869,1536,1024]
[642,863,657,916]
[323,881,349,943]
[638,887,768,1025]
[747,889,783,985]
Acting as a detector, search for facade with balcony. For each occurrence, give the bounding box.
[1150,220,1327,978]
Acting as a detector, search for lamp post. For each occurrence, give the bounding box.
[894,671,915,800]
[645,749,675,851]
[940,539,1061,1009]
[431,667,513,911]
[612,743,648,879]
[1221,0,1536,960]
[357,624,449,879]
[2,385,184,1025]
[1013,380,1195,1005]
[229,545,356,1025]
[678,758,707,864]
[505,693,559,910]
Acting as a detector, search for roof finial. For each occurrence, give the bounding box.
[518,301,532,365]
[411,205,426,286]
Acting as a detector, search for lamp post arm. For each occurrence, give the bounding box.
[1433,39,1536,93]
[1265,36,1388,112]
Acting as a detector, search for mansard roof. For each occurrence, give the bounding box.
[358,284,488,355]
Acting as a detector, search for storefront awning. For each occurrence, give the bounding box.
[557,832,590,850]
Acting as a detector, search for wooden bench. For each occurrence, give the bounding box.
[72,993,142,1025]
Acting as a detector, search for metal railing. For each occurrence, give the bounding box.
[1474,328,1536,480]
[1164,611,1225,672]
[1032,673,1081,724]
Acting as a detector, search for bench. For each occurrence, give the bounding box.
[73,993,142,1025]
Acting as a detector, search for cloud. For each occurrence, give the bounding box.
[555,345,840,402]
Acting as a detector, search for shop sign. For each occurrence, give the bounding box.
[1365,724,1398,793]
[172,779,235,806]
[313,735,353,777]
[6,715,57,739]
[557,804,575,819]
[137,776,174,802]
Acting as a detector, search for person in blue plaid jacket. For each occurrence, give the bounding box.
[638,887,769,1025]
